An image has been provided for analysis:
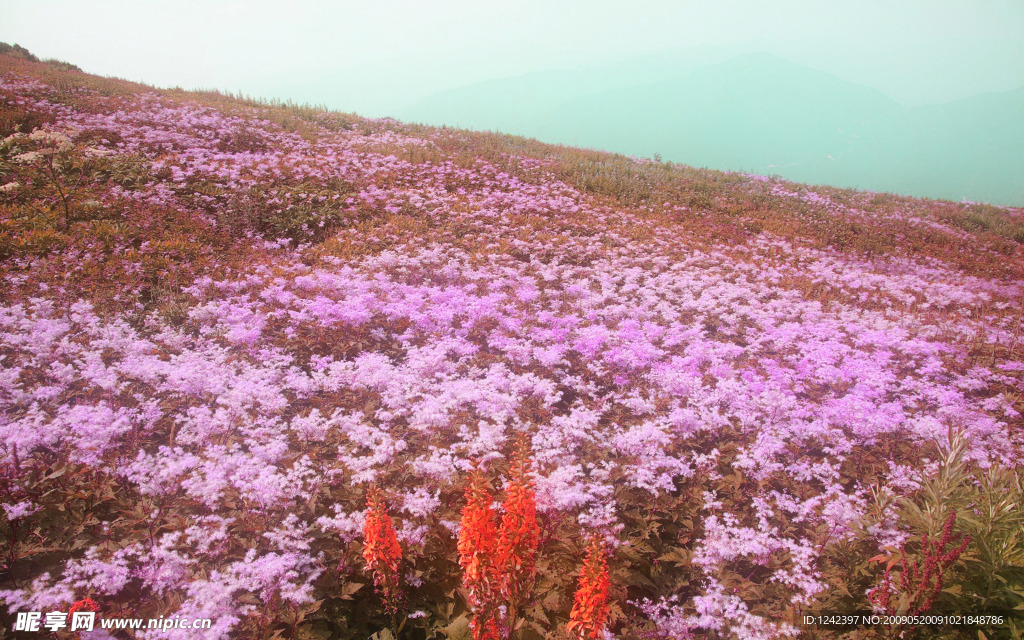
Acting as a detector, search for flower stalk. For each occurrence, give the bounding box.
[363,485,404,637]
[567,536,612,640]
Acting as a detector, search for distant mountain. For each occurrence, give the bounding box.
[394,44,755,133]
[399,53,1024,206]
[530,54,905,177]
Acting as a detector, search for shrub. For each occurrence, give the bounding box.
[0,43,39,63]
[853,429,1024,639]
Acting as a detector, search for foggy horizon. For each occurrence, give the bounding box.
[2,0,1022,204]
[2,1,1022,114]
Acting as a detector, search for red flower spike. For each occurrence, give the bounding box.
[362,485,403,616]
[459,469,502,640]
[495,442,540,606]
[867,509,970,625]
[567,536,612,640]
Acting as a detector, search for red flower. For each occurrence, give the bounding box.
[458,469,502,640]
[69,597,100,614]
[567,537,612,640]
[495,442,540,606]
[459,447,544,640]
[867,510,969,622]
[362,486,403,615]
[68,598,101,640]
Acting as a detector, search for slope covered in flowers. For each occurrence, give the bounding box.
[1,54,1023,639]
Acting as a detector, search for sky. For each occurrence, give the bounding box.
[2,0,1023,115]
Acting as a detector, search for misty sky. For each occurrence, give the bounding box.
[2,0,1023,116]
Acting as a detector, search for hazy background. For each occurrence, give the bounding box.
[2,0,1022,204]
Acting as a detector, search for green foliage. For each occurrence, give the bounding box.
[818,430,1024,640]
[896,430,1024,638]
[1,129,102,231]
[215,180,355,242]
[41,59,83,73]
[1,460,135,587]
[945,203,1024,245]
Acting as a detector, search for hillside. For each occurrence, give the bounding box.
[401,53,1024,206]
[1,53,1023,640]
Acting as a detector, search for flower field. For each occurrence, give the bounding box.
[1,54,1023,639]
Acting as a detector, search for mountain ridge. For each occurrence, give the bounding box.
[400,52,1024,205]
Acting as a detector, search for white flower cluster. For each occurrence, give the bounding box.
[27,128,74,151]
[1,128,77,164]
